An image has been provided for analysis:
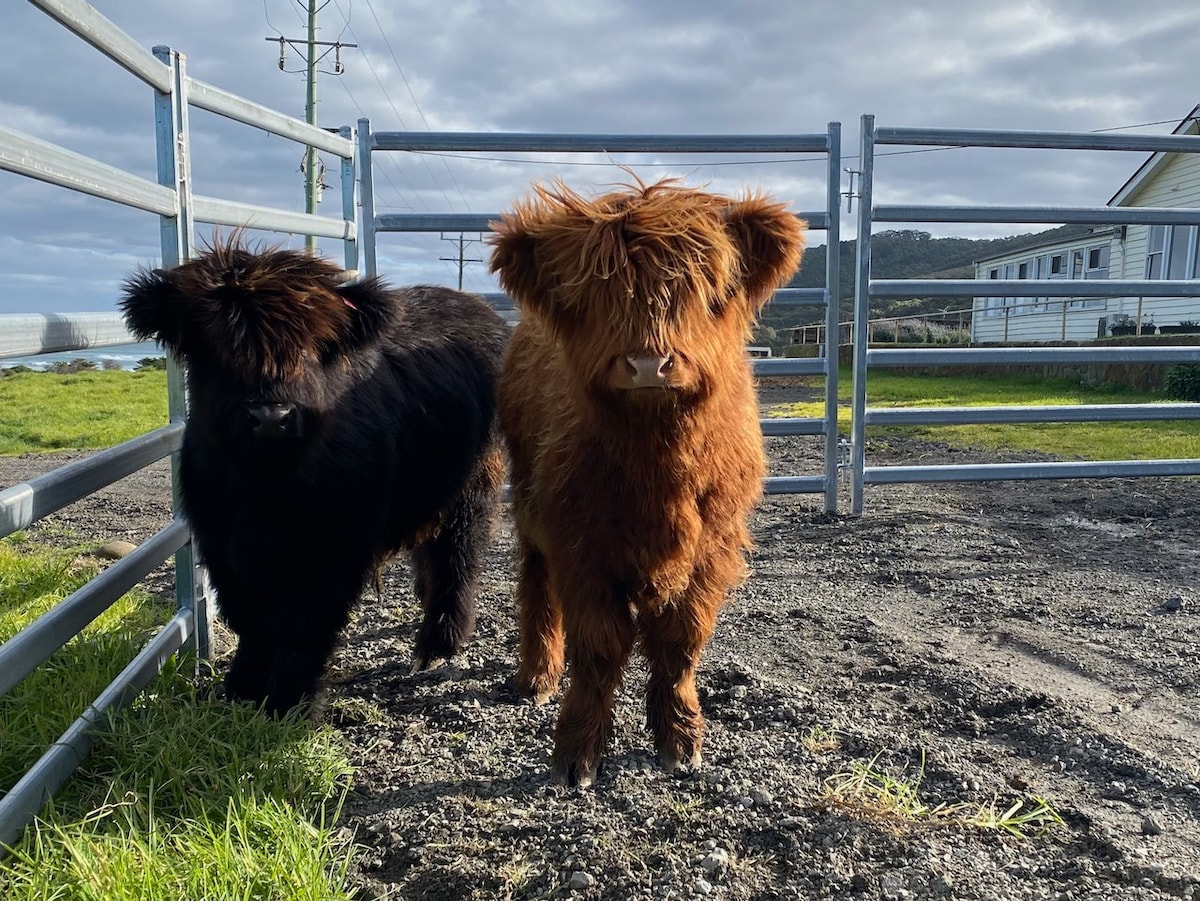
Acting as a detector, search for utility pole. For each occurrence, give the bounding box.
[439,232,484,290]
[303,0,318,253]
[266,1,355,253]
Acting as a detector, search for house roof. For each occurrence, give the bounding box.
[973,225,1115,268]
[1108,103,1200,207]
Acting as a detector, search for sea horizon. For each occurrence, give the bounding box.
[0,341,165,372]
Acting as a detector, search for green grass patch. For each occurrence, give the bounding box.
[0,539,360,899]
[767,369,1200,462]
[819,752,1064,838]
[0,370,168,455]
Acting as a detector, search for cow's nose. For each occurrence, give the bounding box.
[625,354,674,388]
[246,402,299,438]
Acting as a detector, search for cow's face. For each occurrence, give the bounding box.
[489,179,805,402]
[121,243,398,451]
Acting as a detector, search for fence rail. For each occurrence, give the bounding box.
[359,118,845,512]
[850,114,1200,513]
[0,0,359,852]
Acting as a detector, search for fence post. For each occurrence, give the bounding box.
[822,120,841,514]
[357,118,376,277]
[153,46,209,661]
[339,124,357,273]
[849,114,875,515]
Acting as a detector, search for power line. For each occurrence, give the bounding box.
[332,1,463,212]
[331,74,423,211]
[358,0,471,212]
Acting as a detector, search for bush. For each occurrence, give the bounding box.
[1164,364,1200,402]
[48,359,97,374]
[135,356,168,371]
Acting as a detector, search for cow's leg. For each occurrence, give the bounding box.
[258,581,358,716]
[260,628,344,716]
[553,588,636,788]
[641,578,722,772]
[513,540,564,703]
[216,578,274,708]
[410,450,501,671]
[224,630,273,707]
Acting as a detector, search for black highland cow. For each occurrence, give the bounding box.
[121,241,508,715]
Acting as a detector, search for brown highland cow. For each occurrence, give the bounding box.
[490,178,805,786]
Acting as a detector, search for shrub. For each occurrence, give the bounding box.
[1164,364,1200,402]
[48,359,97,374]
[135,356,168,371]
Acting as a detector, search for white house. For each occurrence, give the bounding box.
[1107,103,1200,331]
[972,226,1117,342]
[972,104,1200,342]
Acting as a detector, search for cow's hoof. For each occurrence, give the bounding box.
[514,671,561,705]
[554,759,600,790]
[660,749,703,774]
[410,654,438,674]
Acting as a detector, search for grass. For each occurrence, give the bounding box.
[0,369,168,455]
[818,752,1064,838]
[0,537,360,899]
[767,368,1200,462]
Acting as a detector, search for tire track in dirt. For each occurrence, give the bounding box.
[866,609,1200,781]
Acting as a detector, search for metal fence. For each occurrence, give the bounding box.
[848,114,1200,514]
[0,0,357,849]
[356,119,845,512]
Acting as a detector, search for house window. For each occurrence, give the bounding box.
[1050,254,1065,275]
[1069,243,1108,310]
[1169,226,1194,279]
[1146,225,1198,280]
[985,267,1003,317]
[1146,225,1166,278]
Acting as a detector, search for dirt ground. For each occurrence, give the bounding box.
[3,384,1199,900]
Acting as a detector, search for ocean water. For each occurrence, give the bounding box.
[1,342,165,372]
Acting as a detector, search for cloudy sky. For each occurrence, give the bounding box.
[2,0,1198,315]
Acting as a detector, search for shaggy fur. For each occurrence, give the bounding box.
[121,241,507,715]
[490,178,805,786]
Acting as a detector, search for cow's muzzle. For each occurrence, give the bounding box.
[622,354,674,389]
[246,402,302,438]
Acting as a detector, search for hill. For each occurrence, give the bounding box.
[761,224,1090,335]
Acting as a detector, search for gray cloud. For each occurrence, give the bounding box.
[2,0,1198,312]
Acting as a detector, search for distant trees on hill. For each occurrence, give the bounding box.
[765,224,1090,336]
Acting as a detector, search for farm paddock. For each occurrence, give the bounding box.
[1,403,1199,900]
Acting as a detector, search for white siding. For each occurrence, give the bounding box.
[971,234,1116,342]
[1114,151,1200,327]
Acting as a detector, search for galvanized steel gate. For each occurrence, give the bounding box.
[355,120,846,513]
[0,0,357,849]
[847,114,1200,514]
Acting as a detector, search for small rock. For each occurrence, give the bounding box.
[700,848,729,872]
[1163,596,1187,613]
[730,685,748,700]
[568,871,594,890]
[1141,815,1165,836]
[695,878,714,895]
[751,788,775,806]
[97,539,137,559]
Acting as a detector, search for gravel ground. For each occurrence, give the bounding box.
[3,382,1200,900]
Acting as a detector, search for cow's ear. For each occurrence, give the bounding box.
[723,199,806,312]
[488,224,551,319]
[120,267,189,355]
[336,276,401,350]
